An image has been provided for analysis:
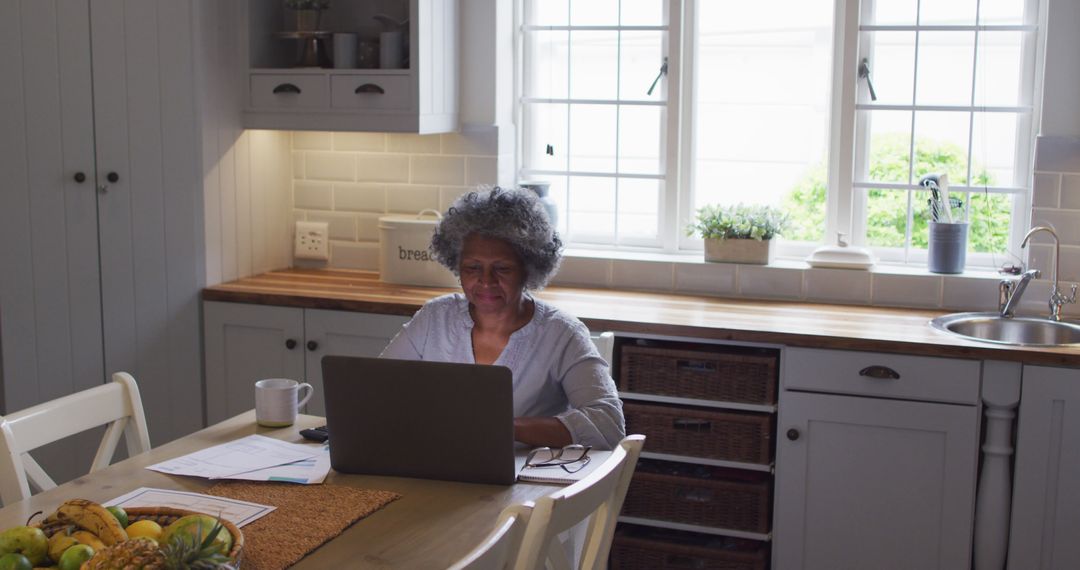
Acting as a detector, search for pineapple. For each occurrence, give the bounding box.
[83,537,167,570]
[159,518,236,570]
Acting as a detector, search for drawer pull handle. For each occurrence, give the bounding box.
[859,365,900,380]
[272,83,302,94]
[354,83,386,94]
[675,488,714,503]
[676,359,716,372]
[673,419,711,432]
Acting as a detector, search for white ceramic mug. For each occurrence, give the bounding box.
[255,378,314,427]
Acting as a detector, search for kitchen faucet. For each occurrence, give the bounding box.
[1020,226,1078,321]
[999,269,1040,318]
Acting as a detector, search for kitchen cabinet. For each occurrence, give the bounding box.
[0,0,204,479]
[203,301,409,421]
[1008,364,1080,569]
[242,0,458,133]
[773,347,980,570]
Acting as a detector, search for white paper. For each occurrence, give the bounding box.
[224,443,331,484]
[147,434,320,479]
[107,487,275,528]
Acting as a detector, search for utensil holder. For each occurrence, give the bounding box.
[928,222,968,274]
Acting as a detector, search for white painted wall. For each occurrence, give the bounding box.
[1040,0,1080,137]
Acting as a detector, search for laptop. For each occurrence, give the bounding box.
[321,355,517,485]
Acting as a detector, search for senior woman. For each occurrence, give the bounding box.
[380,187,625,450]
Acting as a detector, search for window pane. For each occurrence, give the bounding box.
[619,31,665,102]
[618,105,663,174]
[863,32,915,106]
[967,191,1014,253]
[912,111,970,184]
[915,32,975,106]
[980,0,1027,25]
[864,0,918,25]
[618,178,661,240]
[524,31,569,99]
[974,32,1024,107]
[566,177,616,243]
[523,103,568,171]
[919,0,977,25]
[571,0,618,25]
[693,0,833,244]
[525,0,568,25]
[569,104,617,172]
[971,112,1019,187]
[620,0,664,26]
[865,188,913,248]
[864,110,913,184]
[570,31,619,100]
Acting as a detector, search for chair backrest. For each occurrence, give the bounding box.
[0,372,151,506]
[449,502,533,570]
[515,434,646,570]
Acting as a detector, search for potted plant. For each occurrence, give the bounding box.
[687,203,789,264]
[286,0,330,32]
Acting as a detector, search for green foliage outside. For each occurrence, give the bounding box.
[781,133,1012,253]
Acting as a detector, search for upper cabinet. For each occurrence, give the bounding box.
[243,0,458,133]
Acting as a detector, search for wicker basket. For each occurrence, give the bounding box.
[624,402,773,465]
[622,463,772,533]
[39,506,244,566]
[619,344,778,405]
[610,525,768,570]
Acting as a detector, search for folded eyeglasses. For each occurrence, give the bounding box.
[524,444,592,473]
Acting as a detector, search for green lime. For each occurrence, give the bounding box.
[58,543,94,570]
[106,506,129,528]
[0,553,32,570]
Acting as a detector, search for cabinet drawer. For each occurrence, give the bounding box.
[783,347,980,404]
[610,525,768,570]
[624,403,772,465]
[250,75,329,109]
[330,75,412,110]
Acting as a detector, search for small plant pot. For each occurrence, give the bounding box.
[293,9,321,31]
[704,238,774,265]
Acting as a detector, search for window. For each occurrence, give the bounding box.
[517,0,1041,268]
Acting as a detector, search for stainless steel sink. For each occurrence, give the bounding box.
[930,312,1080,346]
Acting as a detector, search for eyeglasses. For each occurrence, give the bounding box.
[524,445,592,473]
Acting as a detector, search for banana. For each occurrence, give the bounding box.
[50,499,127,546]
[71,529,106,551]
[47,528,79,562]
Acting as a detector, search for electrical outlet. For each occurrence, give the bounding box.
[295,221,330,261]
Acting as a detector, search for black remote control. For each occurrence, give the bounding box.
[300,425,329,443]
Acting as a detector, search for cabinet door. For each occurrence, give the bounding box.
[1008,365,1080,569]
[774,391,979,570]
[303,309,410,415]
[204,302,304,424]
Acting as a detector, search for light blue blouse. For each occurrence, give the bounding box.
[379,293,626,449]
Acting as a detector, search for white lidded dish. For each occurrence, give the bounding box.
[378,209,460,288]
[805,233,876,270]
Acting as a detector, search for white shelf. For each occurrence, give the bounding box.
[617,516,772,542]
[250,67,411,76]
[619,391,776,414]
[639,451,774,473]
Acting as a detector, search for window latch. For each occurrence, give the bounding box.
[647,57,669,96]
[858,57,878,101]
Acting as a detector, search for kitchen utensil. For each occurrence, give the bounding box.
[938,173,953,222]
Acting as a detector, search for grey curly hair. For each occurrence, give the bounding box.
[431,186,563,290]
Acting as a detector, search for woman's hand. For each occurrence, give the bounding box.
[514,417,573,448]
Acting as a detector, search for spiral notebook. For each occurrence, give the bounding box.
[516,450,613,485]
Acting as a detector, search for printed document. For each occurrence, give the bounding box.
[107,487,275,527]
[147,434,320,479]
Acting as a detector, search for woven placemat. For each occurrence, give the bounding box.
[205,481,400,570]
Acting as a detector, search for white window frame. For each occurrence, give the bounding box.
[513,0,1045,268]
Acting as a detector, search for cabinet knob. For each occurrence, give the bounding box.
[307,340,319,351]
[106,172,120,183]
[786,428,800,441]
[74,172,86,183]
[285,339,297,350]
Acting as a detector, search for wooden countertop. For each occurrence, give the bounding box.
[203,269,1080,367]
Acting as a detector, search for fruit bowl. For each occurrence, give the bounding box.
[38,505,244,568]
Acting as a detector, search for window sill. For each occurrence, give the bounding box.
[551,248,1061,315]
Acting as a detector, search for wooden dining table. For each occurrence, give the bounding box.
[0,412,557,568]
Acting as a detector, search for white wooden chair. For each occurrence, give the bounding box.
[449,503,534,570]
[0,372,151,505]
[515,434,646,570]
